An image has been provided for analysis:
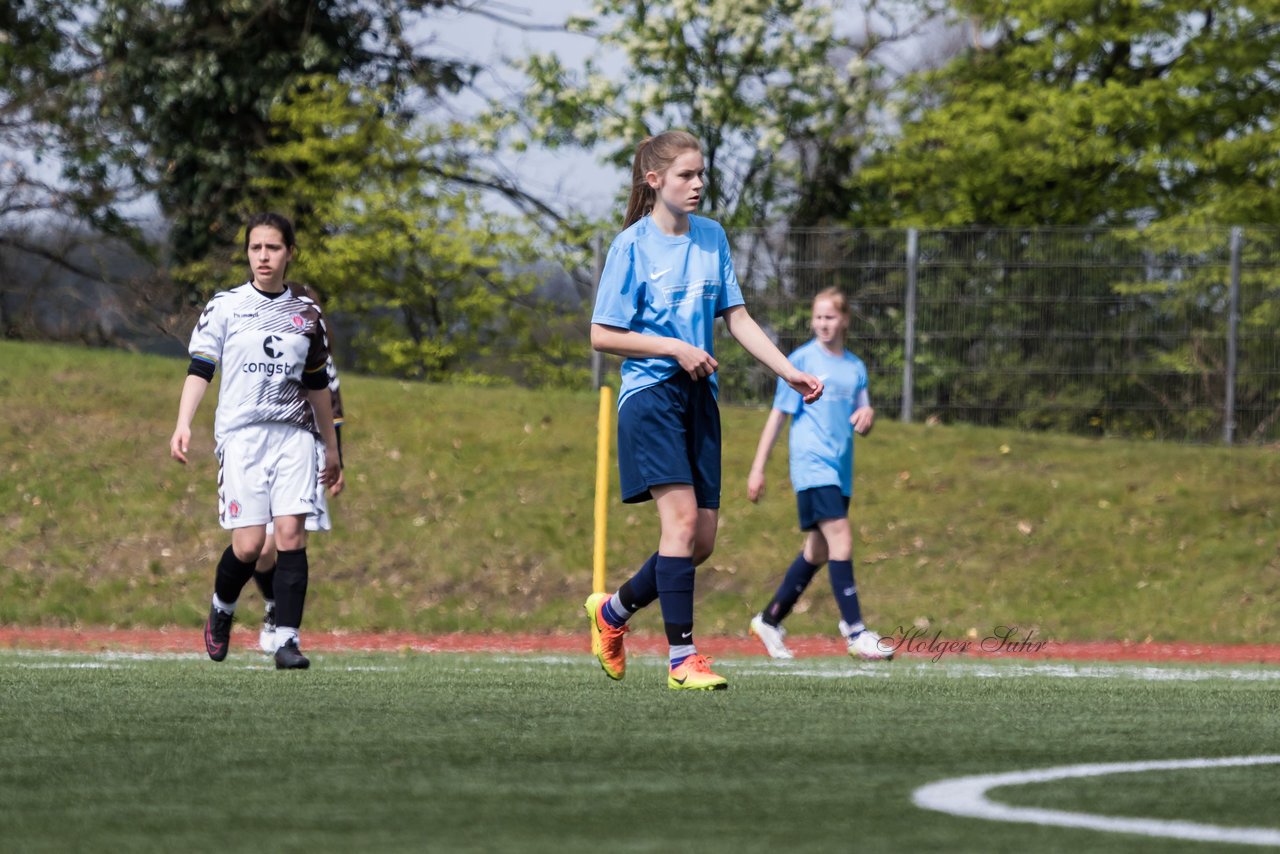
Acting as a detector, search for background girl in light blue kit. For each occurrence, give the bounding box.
[585,130,824,690]
[746,288,893,661]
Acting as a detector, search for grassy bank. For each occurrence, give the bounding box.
[1,339,1276,642]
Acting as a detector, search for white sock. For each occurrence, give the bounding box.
[607,592,633,621]
[212,594,236,615]
[276,627,299,647]
[669,644,697,666]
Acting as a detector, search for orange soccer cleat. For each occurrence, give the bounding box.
[585,593,628,680]
[668,654,728,691]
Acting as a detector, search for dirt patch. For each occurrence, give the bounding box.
[2,625,1279,664]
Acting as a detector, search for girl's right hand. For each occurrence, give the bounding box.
[169,426,191,464]
[672,341,718,381]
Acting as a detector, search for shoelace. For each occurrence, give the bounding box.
[681,654,715,672]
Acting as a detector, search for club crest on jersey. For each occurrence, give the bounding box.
[227,500,241,519]
[291,314,305,330]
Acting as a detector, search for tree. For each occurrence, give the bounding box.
[836,1,1280,440]
[229,77,586,386]
[17,0,481,272]
[491,0,939,230]
[851,0,1280,228]
[0,0,144,267]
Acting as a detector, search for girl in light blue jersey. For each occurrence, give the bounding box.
[746,288,893,661]
[585,130,824,691]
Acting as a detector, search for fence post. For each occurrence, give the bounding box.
[901,227,918,423]
[590,233,605,389]
[1224,226,1242,446]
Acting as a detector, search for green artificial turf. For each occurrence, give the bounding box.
[1,649,1277,853]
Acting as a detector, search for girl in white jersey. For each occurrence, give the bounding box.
[169,213,340,670]
[585,130,824,691]
[746,288,893,661]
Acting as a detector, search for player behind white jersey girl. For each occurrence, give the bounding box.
[169,213,341,670]
[254,281,346,654]
[746,288,893,661]
[585,130,824,691]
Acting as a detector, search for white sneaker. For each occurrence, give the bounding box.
[842,623,893,661]
[750,613,794,660]
[259,604,280,654]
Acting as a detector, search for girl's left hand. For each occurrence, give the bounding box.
[319,450,342,489]
[787,371,824,404]
[852,406,875,436]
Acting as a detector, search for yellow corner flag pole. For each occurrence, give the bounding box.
[592,385,613,594]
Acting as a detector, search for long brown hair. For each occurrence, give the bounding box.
[623,130,701,228]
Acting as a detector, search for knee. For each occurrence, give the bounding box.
[803,540,828,566]
[233,546,263,564]
[664,515,699,552]
[692,527,716,566]
[271,517,308,552]
[274,533,306,552]
[232,534,266,564]
[827,533,853,562]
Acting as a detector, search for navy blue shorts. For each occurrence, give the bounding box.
[617,373,721,508]
[796,485,850,530]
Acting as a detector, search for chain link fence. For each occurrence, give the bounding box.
[596,226,1280,445]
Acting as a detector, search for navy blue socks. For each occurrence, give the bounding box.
[828,559,863,630]
[762,552,820,626]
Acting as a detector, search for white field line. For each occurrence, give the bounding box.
[4,651,1280,683]
[727,660,1280,682]
[913,756,1280,847]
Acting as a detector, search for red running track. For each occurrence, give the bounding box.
[2,626,1279,664]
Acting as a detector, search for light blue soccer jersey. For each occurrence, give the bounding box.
[773,340,869,496]
[591,214,746,407]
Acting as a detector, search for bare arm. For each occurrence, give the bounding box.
[590,323,718,381]
[169,375,210,464]
[747,408,789,503]
[721,306,824,403]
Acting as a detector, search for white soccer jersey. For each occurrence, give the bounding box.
[188,283,331,449]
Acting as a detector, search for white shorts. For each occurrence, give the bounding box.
[216,423,320,530]
[266,441,332,534]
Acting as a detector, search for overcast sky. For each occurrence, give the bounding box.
[426,0,628,219]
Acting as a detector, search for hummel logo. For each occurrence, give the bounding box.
[650,267,672,280]
[843,586,856,596]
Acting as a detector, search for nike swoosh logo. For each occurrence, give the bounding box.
[204,625,225,655]
[681,631,693,639]
[650,267,672,280]
[672,674,687,684]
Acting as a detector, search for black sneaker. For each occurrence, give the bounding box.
[274,638,310,670]
[204,605,233,662]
